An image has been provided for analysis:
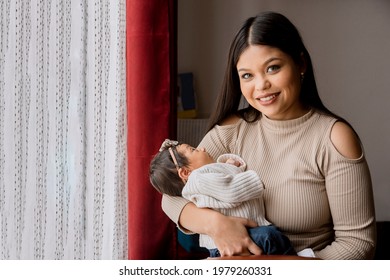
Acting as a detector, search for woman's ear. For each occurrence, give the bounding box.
[178,167,191,181]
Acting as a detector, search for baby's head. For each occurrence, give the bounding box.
[149,139,215,196]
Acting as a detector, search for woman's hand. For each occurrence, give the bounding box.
[208,214,263,256]
[179,203,262,256]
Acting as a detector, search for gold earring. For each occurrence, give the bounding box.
[300,73,305,83]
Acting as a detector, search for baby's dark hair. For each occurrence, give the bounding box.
[149,140,189,196]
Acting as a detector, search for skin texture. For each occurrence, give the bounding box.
[237,45,308,120]
[330,121,362,159]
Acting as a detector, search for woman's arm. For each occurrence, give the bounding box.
[316,121,376,259]
[161,194,262,256]
[179,202,262,256]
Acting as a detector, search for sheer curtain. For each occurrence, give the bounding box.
[0,0,127,259]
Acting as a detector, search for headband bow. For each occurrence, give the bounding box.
[159,139,180,171]
[159,139,179,152]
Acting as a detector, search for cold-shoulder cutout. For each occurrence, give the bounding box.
[330,121,362,159]
[219,114,241,126]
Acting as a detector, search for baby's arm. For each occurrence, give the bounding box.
[217,154,247,171]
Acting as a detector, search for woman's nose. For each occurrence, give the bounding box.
[255,76,271,91]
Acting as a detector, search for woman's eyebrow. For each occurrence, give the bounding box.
[237,67,250,73]
[237,57,282,72]
[264,57,282,64]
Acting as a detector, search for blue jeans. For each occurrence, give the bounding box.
[209,225,296,257]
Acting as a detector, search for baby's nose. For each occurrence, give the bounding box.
[199,147,206,152]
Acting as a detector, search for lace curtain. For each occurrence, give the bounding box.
[0,0,127,259]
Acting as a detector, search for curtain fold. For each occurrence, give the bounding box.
[126,0,178,259]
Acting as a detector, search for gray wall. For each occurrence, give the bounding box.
[178,0,390,221]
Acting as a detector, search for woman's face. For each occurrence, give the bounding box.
[236,44,307,120]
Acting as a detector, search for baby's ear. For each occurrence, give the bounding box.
[178,167,191,181]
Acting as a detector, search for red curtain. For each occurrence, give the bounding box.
[126,0,178,259]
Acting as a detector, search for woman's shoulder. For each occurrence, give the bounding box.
[314,110,363,160]
[210,114,258,139]
[199,115,249,157]
[330,121,362,159]
[218,114,242,126]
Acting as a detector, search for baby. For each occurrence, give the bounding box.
[149,139,296,257]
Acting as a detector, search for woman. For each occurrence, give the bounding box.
[162,11,376,259]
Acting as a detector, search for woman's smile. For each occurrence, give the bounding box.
[256,92,281,105]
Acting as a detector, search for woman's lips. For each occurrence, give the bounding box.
[256,92,280,104]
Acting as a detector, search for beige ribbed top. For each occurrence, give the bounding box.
[162,109,376,259]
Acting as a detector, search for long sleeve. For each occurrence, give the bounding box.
[182,164,263,208]
[161,194,191,227]
[315,136,376,259]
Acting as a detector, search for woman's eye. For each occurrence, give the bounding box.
[266,65,280,73]
[241,73,251,79]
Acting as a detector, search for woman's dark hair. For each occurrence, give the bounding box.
[207,11,341,131]
[149,147,189,196]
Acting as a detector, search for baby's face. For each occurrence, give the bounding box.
[176,144,215,170]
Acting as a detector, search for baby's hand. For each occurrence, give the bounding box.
[226,158,241,167]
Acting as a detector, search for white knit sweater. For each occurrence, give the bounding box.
[181,156,271,249]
